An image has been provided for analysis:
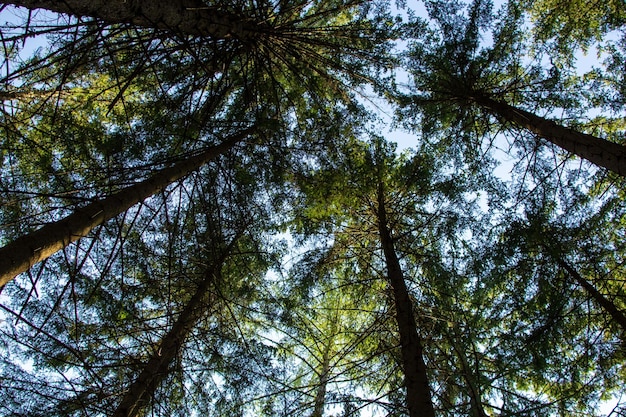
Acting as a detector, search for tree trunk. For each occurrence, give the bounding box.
[6,0,267,40]
[311,340,332,417]
[0,127,254,288]
[473,95,626,177]
[448,335,488,417]
[112,234,241,417]
[376,182,436,417]
[113,271,216,417]
[556,257,626,332]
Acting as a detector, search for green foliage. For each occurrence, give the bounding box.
[0,0,625,416]
[522,0,626,59]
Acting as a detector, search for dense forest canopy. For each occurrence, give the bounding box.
[0,0,625,416]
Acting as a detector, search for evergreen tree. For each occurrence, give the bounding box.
[401,0,626,176]
[1,1,625,416]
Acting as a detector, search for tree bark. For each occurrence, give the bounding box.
[311,340,332,417]
[112,232,240,417]
[473,95,626,177]
[556,257,626,332]
[6,0,267,40]
[376,182,436,417]
[0,127,254,288]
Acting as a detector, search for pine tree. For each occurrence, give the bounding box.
[2,1,626,416]
[401,0,626,176]
[0,128,255,287]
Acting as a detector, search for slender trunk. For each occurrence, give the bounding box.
[0,127,254,288]
[556,257,626,332]
[113,270,216,417]
[311,300,340,417]
[113,234,241,417]
[473,95,626,177]
[311,340,332,417]
[376,182,435,417]
[6,0,267,40]
[448,335,488,417]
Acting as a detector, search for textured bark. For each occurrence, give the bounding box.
[376,183,436,417]
[0,127,254,288]
[112,233,240,417]
[557,257,626,332]
[6,0,267,40]
[474,95,626,177]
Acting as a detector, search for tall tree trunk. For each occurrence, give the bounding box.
[6,0,266,40]
[0,127,254,288]
[556,257,626,332]
[311,339,332,417]
[473,95,626,176]
[376,182,436,417]
[112,234,241,417]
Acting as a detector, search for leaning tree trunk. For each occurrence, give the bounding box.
[112,233,242,417]
[376,182,436,417]
[6,0,267,40]
[448,334,488,417]
[556,257,626,332]
[473,95,626,177]
[0,127,255,288]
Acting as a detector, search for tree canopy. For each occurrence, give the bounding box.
[0,0,625,416]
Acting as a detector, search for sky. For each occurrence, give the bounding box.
[0,1,623,415]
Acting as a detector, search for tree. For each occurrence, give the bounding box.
[7,0,275,39]
[521,0,626,62]
[2,1,626,416]
[477,179,626,415]
[291,131,493,416]
[0,0,392,285]
[374,164,435,417]
[0,134,284,415]
[112,229,243,417]
[502,192,626,336]
[471,93,626,176]
[401,0,626,176]
[0,0,392,402]
[258,262,391,416]
[0,127,255,288]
